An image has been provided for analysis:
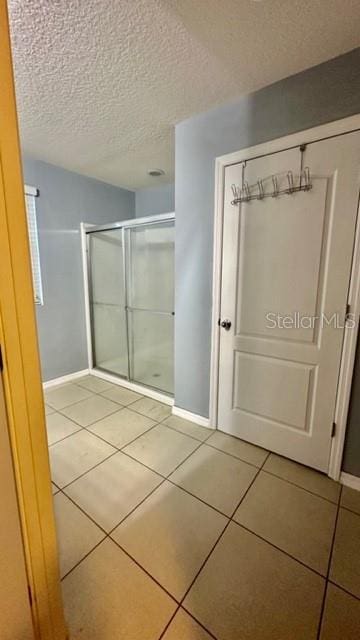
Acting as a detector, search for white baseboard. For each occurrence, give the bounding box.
[172,405,212,429]
[43,369,89,390]
[90,369,174,406]
[340,472,360,492]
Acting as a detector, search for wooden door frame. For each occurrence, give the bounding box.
[0,2,67,638]
[209,114,360,481]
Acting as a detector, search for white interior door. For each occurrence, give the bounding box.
[218,131,360,472]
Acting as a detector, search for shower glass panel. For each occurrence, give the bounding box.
[126,221,174,394]
[87,216,174,396]
[88,229,128,377]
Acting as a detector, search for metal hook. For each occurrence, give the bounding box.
[231,184,238,200]
[302,166,312,191]
[241,181,251,202]
[286,171,295,194]
[271,175,279,197]
[257,179,265,200]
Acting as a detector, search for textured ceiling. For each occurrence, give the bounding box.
[8,0,360,189]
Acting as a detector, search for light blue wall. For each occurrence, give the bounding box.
[135,183,175,217]
[174,48,360,434]
[22,157,135,382]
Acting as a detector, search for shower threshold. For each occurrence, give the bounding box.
[90,365,174,407]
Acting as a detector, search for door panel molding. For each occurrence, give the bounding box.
[232,351,315,431]
[210,114,360,480]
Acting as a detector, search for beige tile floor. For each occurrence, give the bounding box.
[45,376,360,639]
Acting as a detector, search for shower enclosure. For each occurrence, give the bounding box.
[85,213,175,396]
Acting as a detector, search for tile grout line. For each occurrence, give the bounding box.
[157,603,218,640]
[230,520,328,581]
[75,380,173,409]
[118,435,205,482]
[49,419,212,472]
[60,534,108,582]
[57,418,208,497]
[327,578,360,603]
[49,409,159,450]
[48,380,277,473]
[54,408,211,548]
[59,474,169,584]
[60,434,259,546]
[165,477,233,519]
[84,422,159,451]
[57,439,345,603]
[50,378,359,635]
[56,432,359,640]
[48,381,247,632]
[58,433,222,608]
[105,477,168,537]
[111,538,180,604]
[54,423,212,539]
[160,423,215,445]
[59,438,221,574]
[177,608,219,640]
[316,483,343,640]
[260,467,341,506]
[167,437,342,509]
[58,449,119,492]
[74,379,175,420]
[49,412,268,499]
[48,377,215,443]
[336,504,360,518]
[46,381,353,508]
[48,426,84,448]
[50,414,346,591]
[57,490,110,538]
[59,500,179,606]
[59,473,171,581]
[97,427,212,539]
[58,436,156,493]
[203,441,266,469]
[54,403,134,433]
[47,380,169,424]
[49,388,177,453]
[49,396,213,450]
[317,582,329,640]
[157,452,271,640]
[59,474,360,611]
[59,438,349,593]
[45,380,125,412]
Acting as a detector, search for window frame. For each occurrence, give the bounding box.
[24,184,43,305]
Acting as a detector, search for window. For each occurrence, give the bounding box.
[24,185,43,305]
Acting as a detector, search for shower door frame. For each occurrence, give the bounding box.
[81,212,175,404]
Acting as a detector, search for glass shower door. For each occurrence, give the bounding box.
[126,221,174,394]
[88,229,128,377]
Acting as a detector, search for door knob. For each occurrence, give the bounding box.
[220,319,231,330]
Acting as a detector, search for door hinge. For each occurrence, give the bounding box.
[331,422,336,438]
[0,345,3,372]
[27,584,33,607]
